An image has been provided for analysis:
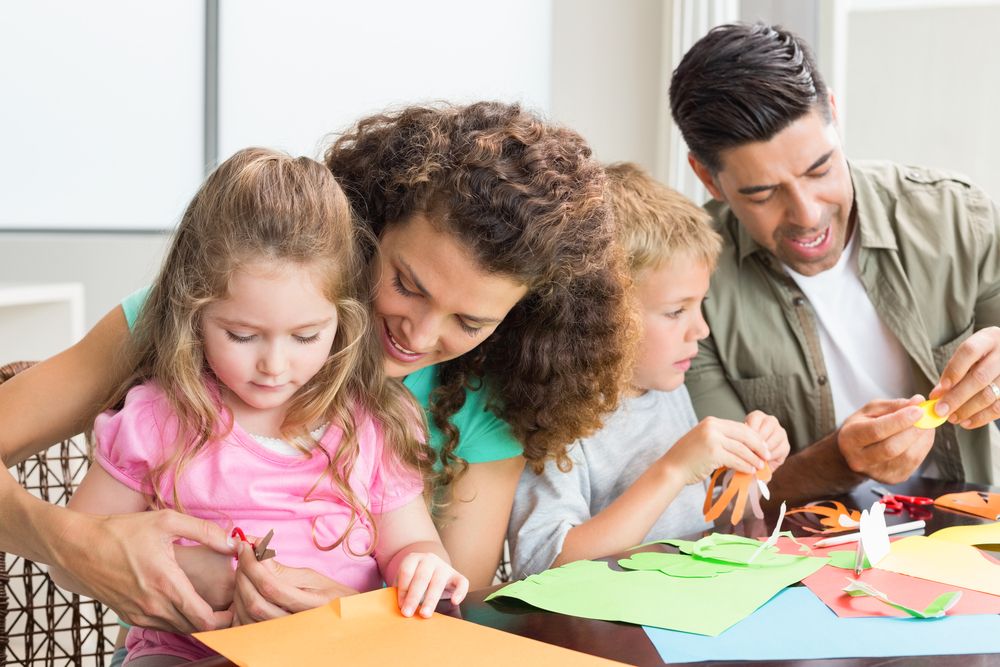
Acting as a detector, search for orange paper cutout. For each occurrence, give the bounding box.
[703,464,772,525]
[785,501,862,534]
[194,587,624,667]
[934,491,1000,521]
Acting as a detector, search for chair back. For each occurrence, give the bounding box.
[1,361,116,666]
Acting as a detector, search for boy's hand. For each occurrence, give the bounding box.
[395,552,469,618]
[662,416,771,485]
[744,410,790,469]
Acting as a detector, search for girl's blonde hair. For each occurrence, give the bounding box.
[111,147,429,555]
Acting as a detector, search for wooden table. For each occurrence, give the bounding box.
[189,477,1000,666]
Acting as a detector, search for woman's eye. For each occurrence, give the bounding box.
[392,274,417,297]
[458,320,483,337]
[226,331,254,343]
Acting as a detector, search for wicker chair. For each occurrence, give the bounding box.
[1,361,116,666]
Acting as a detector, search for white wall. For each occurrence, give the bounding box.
[549,0,664,173]
[845,4,1000,199]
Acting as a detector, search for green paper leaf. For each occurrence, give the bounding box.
[827,550,872,570]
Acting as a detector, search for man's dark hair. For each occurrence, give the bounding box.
[669,22,830,172]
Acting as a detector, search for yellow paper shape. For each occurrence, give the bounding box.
[914,399,947,429]
[929,521,1000,547]
[876,535,1000,596]
[194,587,625,667]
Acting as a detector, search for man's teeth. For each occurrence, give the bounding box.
[795,229,828,248]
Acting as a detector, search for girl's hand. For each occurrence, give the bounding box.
[231,542,358,625]
[660,416,771,485]
[744,410,791,469]
[395,551,469,618]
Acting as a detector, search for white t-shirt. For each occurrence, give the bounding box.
[785,231,914,426]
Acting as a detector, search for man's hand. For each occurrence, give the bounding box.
[930,326,1000,429]
[837,397,935,484]
[54,510,235,633]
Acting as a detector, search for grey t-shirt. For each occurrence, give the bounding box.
[507,387,712,578]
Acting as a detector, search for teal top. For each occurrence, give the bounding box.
[120,287,522,464]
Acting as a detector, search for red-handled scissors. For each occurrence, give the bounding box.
[871,486,934,519]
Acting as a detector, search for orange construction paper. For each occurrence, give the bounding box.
[785,501,861,534]
[703,464,772,525]
[876,536,1000,597]
[934,491,1000,521]
[772,536,1000,618]
[194,587,625,667]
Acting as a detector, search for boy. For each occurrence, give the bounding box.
[507,163,790,578]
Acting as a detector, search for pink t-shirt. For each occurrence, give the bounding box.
[93,382,424,663]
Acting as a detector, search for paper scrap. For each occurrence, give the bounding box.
[934,492,1000,521]
[876,536,1000,596]
[914,399,948,429]
[842,578,961,618]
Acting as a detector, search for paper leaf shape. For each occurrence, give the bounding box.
[914,399,948,429]
[934,491,1000,521]
[703,464,773,525]
[859,500,891,567]
[618,552,734,578]
[786,501,862,534]
[842,577,962,618]
[827,550,871,570]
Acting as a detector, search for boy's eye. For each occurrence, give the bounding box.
[665,308,685,319]
[226,331,255,343]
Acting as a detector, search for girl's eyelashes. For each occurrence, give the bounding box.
[294,333,321,344]
[226,331,254,343]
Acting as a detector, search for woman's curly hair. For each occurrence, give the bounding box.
[325,101,637,490]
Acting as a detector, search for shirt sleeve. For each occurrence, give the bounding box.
[93,383,176,495]
[121,285,152,331]
[449,385,522,464]
[972,189,1000,328]
[506,442,591,579]
[686,331,749,423]
[364,416,426,515]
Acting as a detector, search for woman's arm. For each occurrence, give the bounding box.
[0,306,235,632]
[0,307,131,465]
[435,456,525,589]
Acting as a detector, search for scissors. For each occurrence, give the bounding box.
[871,486,934,519]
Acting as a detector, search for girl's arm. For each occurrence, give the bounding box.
[375,497,469,618]
[0,307,235,632]
[435,456,525,589]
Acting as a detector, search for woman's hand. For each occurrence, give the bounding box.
[231,542,358,625]
[394,551,469,618]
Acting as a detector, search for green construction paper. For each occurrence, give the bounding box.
[827,550,872,570]
[841,578,962,618]
[487,545,828,636]
[618,552,733,578]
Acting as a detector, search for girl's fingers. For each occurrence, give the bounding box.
[400,558,436,617]
[418,568,455,618]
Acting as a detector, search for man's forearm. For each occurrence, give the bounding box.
[767,430,867,505]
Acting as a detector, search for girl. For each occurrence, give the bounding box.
[1,102,633,629]
[50,148,467,666]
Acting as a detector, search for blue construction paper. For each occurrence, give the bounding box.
[644,586,1000,663]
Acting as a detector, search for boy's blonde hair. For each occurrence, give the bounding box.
[109,147,430,556]
[605,162,722,275]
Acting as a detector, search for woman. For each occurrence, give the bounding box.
[0,101,634,628]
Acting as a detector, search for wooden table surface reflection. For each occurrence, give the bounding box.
[189,477,1000,666]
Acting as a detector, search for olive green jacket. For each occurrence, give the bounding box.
[687,161,1000,484]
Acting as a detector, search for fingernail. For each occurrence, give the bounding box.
[403,606,414,616]
[934,402,950,417]
[227,537,236,548]
[961,419,972,428]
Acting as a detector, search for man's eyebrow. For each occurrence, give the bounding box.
[398,258,502,325]
[736,150,835,196]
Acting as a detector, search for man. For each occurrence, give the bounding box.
[672,22,1000,501]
